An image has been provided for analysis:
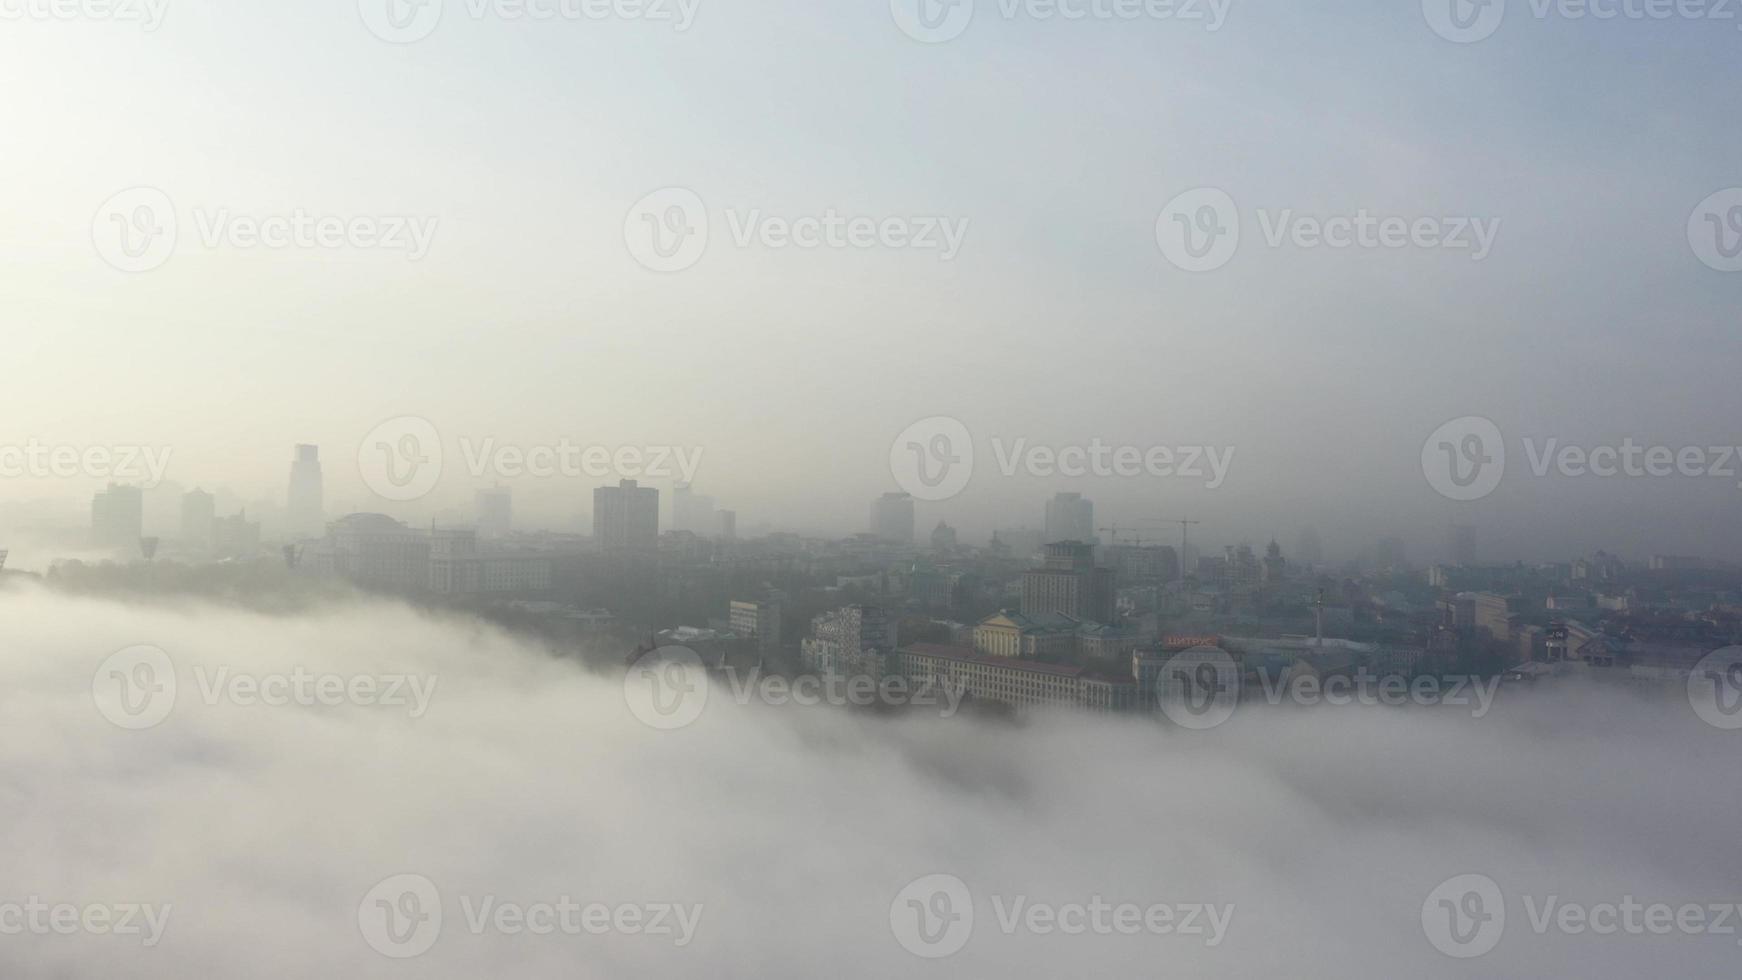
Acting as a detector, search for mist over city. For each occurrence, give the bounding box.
[4,0,1742,976]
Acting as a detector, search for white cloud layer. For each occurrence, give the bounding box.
[1,583,1738,977]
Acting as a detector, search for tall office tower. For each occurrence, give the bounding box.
[593,479,659,551]
[673,483,694,532]
[92,483,144,549]
[1449,524,1477,567]
[672,482,717,534]
[476,486,512,539]
[729,598,783,659]
[1375,535,1408,571]
[181,488,216,550]
[870,492,915,543]
[1043,492,1095,545]
[718,509,737,540]
[1021,540,1116,624]
[286,445,325,539]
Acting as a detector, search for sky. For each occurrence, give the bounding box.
[3,583,1740,977]
[2,0,1740,561]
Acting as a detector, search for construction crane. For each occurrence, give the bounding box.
[1158,519,1201,555]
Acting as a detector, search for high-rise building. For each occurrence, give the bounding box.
[1043,492,1095,545]
[729,598,783,660]
[593,479,659,551]
[92,483,143,549]
[718,509,737,540]
[870,492,915,543]
[800,604,896,677]
[1022,541,1116,624]
[930,521,958,553]
[304,513,429,591]
[428,526,552,595]
[181,488,216,550]
[672,483,717,535]
[286,445,325,539]
[1449,524,1477,566]
[476,487,512,539]
[213,510,262,558]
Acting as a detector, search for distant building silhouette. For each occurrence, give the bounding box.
[594,479,659,551]
[92,483,143,549]
[181,488,216,551]
[870,492,915,543]
[286,445,325,539]
[1043,492,1095,545]
[475,486,512,539]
